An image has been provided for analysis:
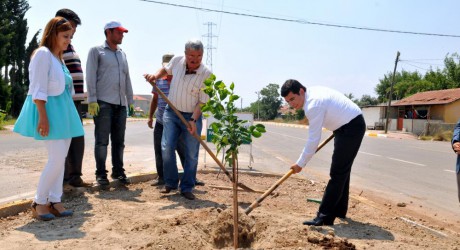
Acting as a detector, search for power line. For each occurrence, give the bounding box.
[139,0,460,38]
[399,60,444,66]
[399,61,431,71]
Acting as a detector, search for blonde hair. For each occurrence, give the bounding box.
[37,17,73,59]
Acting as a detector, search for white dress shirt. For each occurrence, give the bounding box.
[297,86,362,167]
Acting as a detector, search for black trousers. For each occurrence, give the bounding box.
[153,121,185,180]
[64,101,85,184]
[318,114,366,218]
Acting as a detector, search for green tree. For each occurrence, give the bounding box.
[0,0,12,111]
[24,30,40,89]
[443,53,460,88]
[424,68,449,90]
[357,94,379,107]
[259,83,282,120]
[7,0,30,117]
[375,70,423,102]
[295,109,305,120]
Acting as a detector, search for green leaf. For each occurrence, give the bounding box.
[252,130,262,138]
[219,90,228,101]
[230,82,234,91]
[255,126,266,133]
[229,94,239,102]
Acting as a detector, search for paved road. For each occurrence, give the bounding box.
[1,120,458,223]
[247,123,458,222]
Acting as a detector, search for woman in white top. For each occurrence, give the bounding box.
[14,17,84,221]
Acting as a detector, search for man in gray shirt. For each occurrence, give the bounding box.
[86,21,134,186]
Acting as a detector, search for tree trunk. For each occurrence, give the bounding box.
[232,153,238,249]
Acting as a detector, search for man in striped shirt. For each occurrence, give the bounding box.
[56,9,90,188]
[144,39,212,200]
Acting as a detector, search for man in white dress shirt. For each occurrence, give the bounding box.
[281,79,366,226]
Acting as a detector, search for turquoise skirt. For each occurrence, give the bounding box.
[13,90,84,140]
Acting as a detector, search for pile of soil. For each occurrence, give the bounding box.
[0,171,458,249]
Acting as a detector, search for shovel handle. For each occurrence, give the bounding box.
[149,81,255,191]
[244,133,335,215]
[244,169,294,215]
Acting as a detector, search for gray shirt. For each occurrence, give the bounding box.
[86,41,134,107]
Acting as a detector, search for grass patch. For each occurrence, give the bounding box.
[419,130,453,141]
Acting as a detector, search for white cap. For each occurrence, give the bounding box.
[104,21,128,33]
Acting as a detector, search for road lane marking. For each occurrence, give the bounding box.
[444,170,455,173]
[387,157,426,166]
[359,151,382,157]
[276,156,291,164]
[266,131,306,141]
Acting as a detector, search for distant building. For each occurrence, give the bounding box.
[277,104,296,118]
[390,88,460,135]
[80,93,152,117]
[133,95,152,116]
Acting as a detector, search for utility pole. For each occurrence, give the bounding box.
[384,51,400,134]
[255,91,260,120]
[202,22,217,70]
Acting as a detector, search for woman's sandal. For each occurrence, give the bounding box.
[31,202,55,221]
[47,202,73,217]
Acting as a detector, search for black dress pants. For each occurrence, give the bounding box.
[64,101,85,184]
[318,114,365,218]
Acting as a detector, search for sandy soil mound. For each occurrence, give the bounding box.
[0,172,458,249]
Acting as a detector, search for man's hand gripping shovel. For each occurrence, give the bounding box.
[146,80,258,192]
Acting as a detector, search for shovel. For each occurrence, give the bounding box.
[244,133,335,215]
[148,80,257,192]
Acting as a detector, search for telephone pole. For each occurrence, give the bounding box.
[384,51,400,134]
[202,22,217,70]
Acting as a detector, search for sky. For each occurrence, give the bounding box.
[24,0,460,108]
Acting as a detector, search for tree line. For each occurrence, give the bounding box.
[0,0,40,119]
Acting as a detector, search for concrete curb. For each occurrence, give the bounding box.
[0,171,158,219]
[366,132,388,138]
[0,169,298,219]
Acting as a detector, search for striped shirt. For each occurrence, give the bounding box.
[164,56,212,112]
[62,44,84,100]
[151,77,171,124]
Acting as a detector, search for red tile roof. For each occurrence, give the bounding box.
[392,88,460,106]
[133,95,148,101]
[278,104,296,115]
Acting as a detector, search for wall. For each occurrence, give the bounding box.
[444,100,460,123]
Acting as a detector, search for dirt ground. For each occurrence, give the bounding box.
[0,171,459,250]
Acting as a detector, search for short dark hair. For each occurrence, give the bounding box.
[55,9,81,25]
[281,79,306,97]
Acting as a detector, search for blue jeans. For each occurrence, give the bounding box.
[93,100,127,177]
[162,107,202,193]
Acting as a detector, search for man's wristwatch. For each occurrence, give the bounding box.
[189,117,196,122]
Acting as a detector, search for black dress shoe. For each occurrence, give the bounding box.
[111,174,131,185]
[151,178,165,186]
[195,179,205,186]
[181,192,195,200]
[303,215,335,226]
[160,186,174,194]
[69,178,92,187]
[96,176,109,186]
